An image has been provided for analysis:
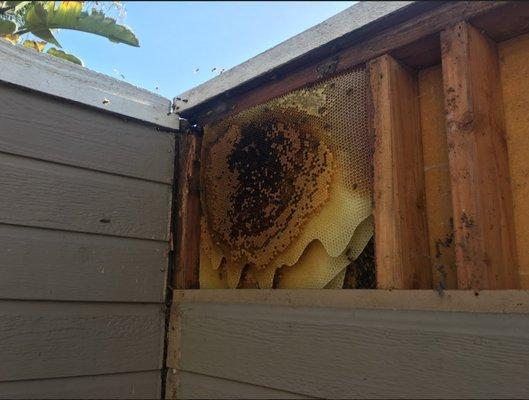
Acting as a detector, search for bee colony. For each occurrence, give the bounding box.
[199,67,374,288]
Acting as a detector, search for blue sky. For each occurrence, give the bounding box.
[54,1,355,99]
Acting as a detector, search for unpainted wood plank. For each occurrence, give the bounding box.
[499,33,529,289]
[0,224,167,302]
[166,370,311,400]
[369,54,431,289]
[177,301,529,399]
[0,39,179,130]
[0,301,165,382]
[174,129,202,289]
[418,65,457,290]
[441,22,519,289]
[470,1,529,43]
[174,289,529,316]
[0,371,161,399]
[0,83,175,183]
[0,152,172,241]
[185,2,505,125]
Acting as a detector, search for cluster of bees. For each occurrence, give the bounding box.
[200,68,373,288]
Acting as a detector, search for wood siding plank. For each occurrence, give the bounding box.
[176,300,529,399]
[369,54,431,289]
[174,129,202,289]
[0,301,165,382]
[0,83,175,184]
[0,371,161,399]
[0,152,171,241]
[441,22,519,289]
[0,224,167,302]
[166,370,311,400]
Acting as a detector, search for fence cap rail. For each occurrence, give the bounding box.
[0,39,179,131]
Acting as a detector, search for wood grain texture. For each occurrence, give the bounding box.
[369,54,431,289]
[175,300,529,399]
[0,83,175,183]
[0,301,165,382]
[0,224,167,302]
[174,289,529,314]
[418,65,457,290]
[166,370,312,400]
[0,39,179,130]
[0,371,161,399]
[174,129,202,289]
[184,2,505,125]
[441,22,519,289]
[499,33,529,289]
[0,152,171,241]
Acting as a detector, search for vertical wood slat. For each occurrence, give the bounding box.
[173,125,202,289]
[369,54,431,289]
[440,22,520,289]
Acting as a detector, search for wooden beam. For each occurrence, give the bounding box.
[440,22,519,289]
[369,54,431,289]
[173,125,202,289]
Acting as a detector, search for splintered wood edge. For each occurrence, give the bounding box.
[173,289,529,314]
[0,39,179,130]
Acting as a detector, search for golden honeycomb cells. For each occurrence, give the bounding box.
[200,66,372,288]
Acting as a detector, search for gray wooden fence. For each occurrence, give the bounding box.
[0,40,178,399]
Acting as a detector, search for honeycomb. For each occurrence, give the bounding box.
[200,66,372,288]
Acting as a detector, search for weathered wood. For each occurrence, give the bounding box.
[369,54,431,289]
[175,299,529,399]
[0,371,161,399]
[470,1,529,43]
[0,152,171,241]
[0,224,168,302]
[173,289,529,314]
[166,370,311,400]
[0,83,175,183]
[183,1,506,125]
[441,22,519,289]
[499,32,529,289]
[0,301,165,382]
[418,65,457,290]
[173,127,202,289]
[0,39,179,130]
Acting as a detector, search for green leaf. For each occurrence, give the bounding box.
[22,1,139,47]
[25,2,61,46]
[0,17,16,35]
[31,28,61,46]
[47,47,83,66]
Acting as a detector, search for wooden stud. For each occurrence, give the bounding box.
[173,125,202,289]
[440,22,520,289]
[369,54,431,289]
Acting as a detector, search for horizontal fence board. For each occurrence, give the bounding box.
[0,301,165,382]
[0,224,167,302]
[0,371,161,399]
[168,370,311,400]
[176,301,529,399]
[0,83,175,184]
[0,152,171,241]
